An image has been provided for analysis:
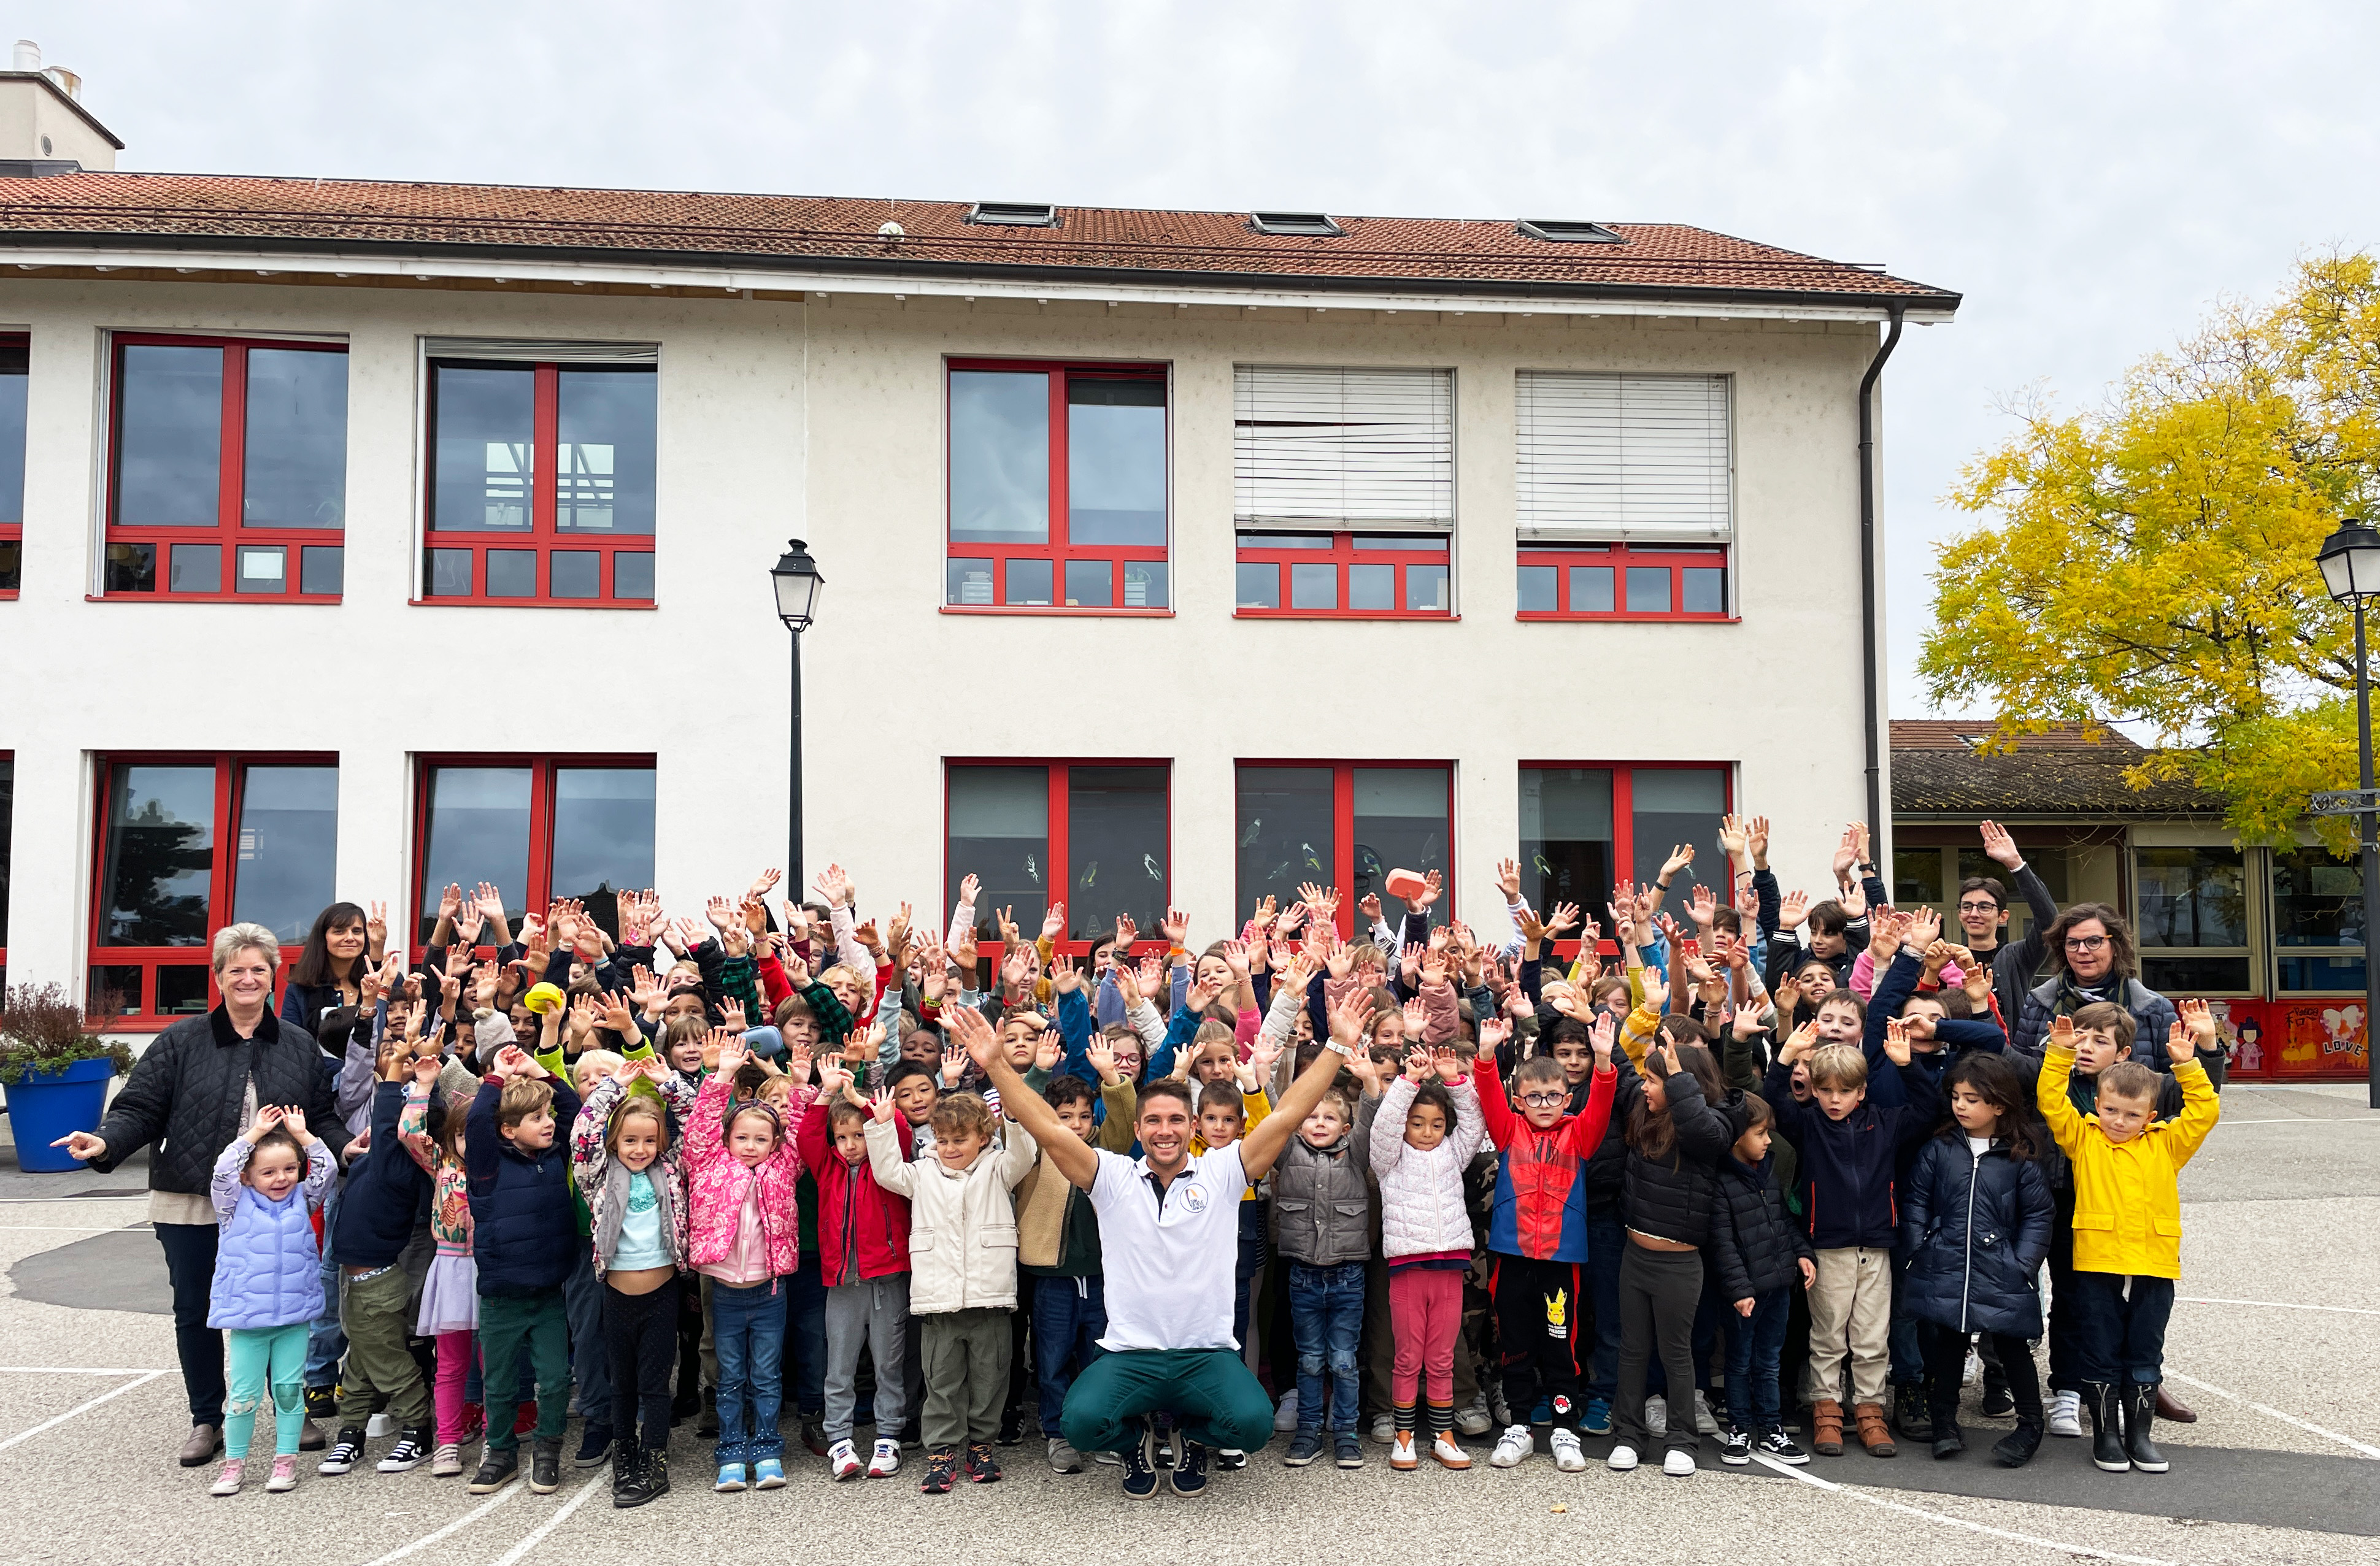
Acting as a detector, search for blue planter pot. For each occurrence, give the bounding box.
[6,1056,119,1173]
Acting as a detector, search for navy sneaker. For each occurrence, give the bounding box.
[1283,1431,1325,1467]
[1334,1433,1365,1469]
[1170,1438,1209,1496]
[1120,1424,1161,1499]
[573,1423,612,1468]
[1581,1397,1613,1436]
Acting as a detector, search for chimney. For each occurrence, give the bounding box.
[0,41,120,173]
[11,40,37,71]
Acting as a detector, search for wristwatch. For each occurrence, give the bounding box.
[1324,1039,1354,1059]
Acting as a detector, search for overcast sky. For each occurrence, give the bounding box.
[20,2,2379,715]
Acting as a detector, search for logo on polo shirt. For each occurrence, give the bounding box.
[1177,1183,1209,1215]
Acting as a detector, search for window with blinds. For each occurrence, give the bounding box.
[1515,371,1731,541]
[1233,366,1454,529]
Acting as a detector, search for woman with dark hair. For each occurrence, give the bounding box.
[282,900,382,1034]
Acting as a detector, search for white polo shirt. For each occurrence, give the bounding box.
[1088,1143,1248,1353]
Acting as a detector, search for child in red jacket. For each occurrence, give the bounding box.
[799,1059,913,1483]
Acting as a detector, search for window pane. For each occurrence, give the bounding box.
[1122,560,1168,608]
[105,542,157,593]
[1517,564,1557,612]
[101,763,215,946]
[426,548,474,597]
[556,367,657,535]
[170,543,221,594]
[242,348,347,528]
[88,964,141,1018]
[429,363,534,532]
[1235,562,1279,609]
[1570,564,1613,612]
[1065,558,1112,607]
[234,544,286,594]
[1349,562,1393,610]
[1237,766,1334,920]
[0,539,17,593]
[1682,566,1725,615]
[0,341,25,526]
[1406,563,1449,612]
[156,966,214,1015]
[1066,766,1168,940]
[1242,534,1332,549]
[2142,955,2252,993]
[1626,566,1671,613]
[949,370,1049,545]
[550,550,600,599]
[487,549,537,598]
[2272,848,2363,947]
[419,767,531,943]
[551,767,656,940]
[947,557,995,606]
[2277,954,2367,992]
[948,766,1048,946]
[1355,535,1446,552]
[614,551,654,600]
[301,545,344,596]
[232,766,338,943]
[2135,846,2247,948]
[1892,848,1946,907]
[1290,562,1337,610]
[1354,767,1451,914]
[0,756,13,949]
[1631,767,1726,922]
[1006,556,1053,606]
[1519,767,1612,918]
[1958,845,2066,942]
[1068,378,1166,546]
[116,344,223,526]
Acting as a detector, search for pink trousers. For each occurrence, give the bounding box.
[433,1330,478,1446]
[1388,1267,1464,1406]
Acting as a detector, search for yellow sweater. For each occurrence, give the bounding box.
[2036,1049,2218,1280]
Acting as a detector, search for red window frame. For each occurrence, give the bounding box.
[943,359,1171,616]
[421,359,657,608]
[1515,542,1731,622]
[410,754,658,956]
[87,752,334,1031]
[101,333,346,604]
[1520,760,1735,961]
[1234,760,1455,934]
[941,759,1174,959]
[0,332,24,599]
[1234,532,1455,620]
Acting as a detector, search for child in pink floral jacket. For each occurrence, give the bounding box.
[398,1055,479,1478]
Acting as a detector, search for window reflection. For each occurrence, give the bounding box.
[429,363,534,532]
[949,372,1049,545]
[232,766,339,942]
[102,764,215,946]
[418,767,531,942]
[117,345,224,526]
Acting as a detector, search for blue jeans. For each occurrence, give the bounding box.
[563,1248,609,1425]
[302,1185,344,1390]
[1583,1206,1625,1402]
[1288,1261,1365,1437]
[784,1254,828,1418]
[1722,1287,1792,1432]
[1031,1275,1107,1435]
[712,1276,787,1466]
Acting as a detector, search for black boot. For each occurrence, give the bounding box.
[1892,1382,1931,1441]
[1980,1365,2015,1419]
[2122,1383,2167,1473]
[610,1439,643,1505]
[1992,1418,2044,1468]
[697,1387,719,1440]
[1929,1404,1964,1459]
[2082,1382,2129,1473]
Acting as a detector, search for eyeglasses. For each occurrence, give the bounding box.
[2063,935,2108,952]
[1957,900,2001,913]
[1519,1092,1569,1108]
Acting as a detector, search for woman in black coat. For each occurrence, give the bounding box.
[1898,1053,2052,1466]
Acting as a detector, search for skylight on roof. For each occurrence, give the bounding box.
[1250,212,1343,237]
[968,202,1057,227]
[1517,219,1622,244]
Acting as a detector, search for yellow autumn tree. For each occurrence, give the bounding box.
[1920,251,2380,850]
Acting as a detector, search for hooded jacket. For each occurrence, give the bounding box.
[1706,1149,1814,1300]
[865,1111,1038,1314]
[797,1097,914,1286]
[1476,1053,1618,1262]
[683,1073,805,1280]
[1899,1130,2054,1335]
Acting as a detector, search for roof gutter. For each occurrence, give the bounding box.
[1859,306,1904,855]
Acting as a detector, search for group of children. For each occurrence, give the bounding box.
[197,819,2222,1505]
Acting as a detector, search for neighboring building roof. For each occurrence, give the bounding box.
[0,172,1961,311]
[1889,720,2222,818]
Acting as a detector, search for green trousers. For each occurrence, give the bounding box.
[480,1288,570,1451]
[336,1265,430,1430]
[1060,1346,1276,1456]
[919,1307,1012,1450]
[226,1322,310,1457]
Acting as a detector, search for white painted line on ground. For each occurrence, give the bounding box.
[2211,1116,2380,1126]
[487,1476,603,1565]
[1747,1453,2178,1565]
[0,1365,174,1375]
[0,1368,165,1453]
[356,1483,523,1566]
[2164,1370,2380,1460]
[2176,1295,2380,1318]
[0,1195,151,1203]
[0,1224,150,1231]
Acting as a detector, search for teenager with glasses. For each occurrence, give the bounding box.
[1954,821,2065,1026]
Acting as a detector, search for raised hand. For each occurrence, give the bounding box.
[1979,819,2023,870]
[941,1040,968,1088]
[1401,997,1428,1038]
[1838,880,1868,921]
[452,903,485,947]
[1413,869,1444,912]
[1831,824,1862,881]
[815,1060,853,1102]
[1882,1018,1913,1068]
[705,895,736,932]
[1042,902,1068,942]
[1717,814,1749,862]
[1159,906,1191,946]
[1401,1046,1434,1084]
[1085,1040,1121,1084]
[749,866,784,901]
[280,1107,312,1143]
[1113,912,1139,950]
[411,1051,444,1089]
[1495,856,1522,900]
[1327,988,1373,1048]
[439,883,464,921]
[1049,953,1082,995]
[1687,883,1717,929]
[958,873,981,907]
[245,1103,285,1142]
[720,997,749,1034]
[364,899,390,954]
[1746,815,1771,867]
[814,863,853,909]
[869,1089,898,1126]
[1660,844,1695,881]
[1477,1015,1511,1053]
[1220,939,1252,982]
[1903,907,1942,953]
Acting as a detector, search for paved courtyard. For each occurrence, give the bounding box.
[1,1083,2374,1566]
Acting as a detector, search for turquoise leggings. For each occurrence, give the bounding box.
[226,1323,310,1458]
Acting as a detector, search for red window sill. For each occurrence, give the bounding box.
[408,598,658,610]
[1234,610,1461,623]
[939,605,1175,618]
[1516,612,1738,624]
[85,593,344,605]
[0,591,16,602]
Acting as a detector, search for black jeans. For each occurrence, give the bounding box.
[2063,1273,2174,1386]
[1490,1254,1584,1433]
[156,1221,225,1428]
[605,1275,680,1451]
[1919,1321,2041,1427]
[1612,1242,1703,1456]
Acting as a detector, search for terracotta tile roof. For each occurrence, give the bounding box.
[0,172,1960,309]
[1891,723,2220,818]
[1888,720,2127,753]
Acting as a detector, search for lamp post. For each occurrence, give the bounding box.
[2316,518,2380,1108]
[769,539,825,895]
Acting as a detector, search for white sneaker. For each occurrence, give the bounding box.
[2046,1389,2082,1438]
[1607,1442,1639,1472]
[1455,1396,1493,1437]
[1549,1429,1587,1473]
[867,1438,900,1478]
[365,1412,396,1438]
[1645,1395,1668,1435]
[1273,1388,1299,1432]
[828,1438,862,1481]
[1692,1391,1720,1436]
[1488,1424,1533,1468]
[1663,1447,1697,1476]
[1963,1349,1982,1388]
[1369,1414,1395,1445]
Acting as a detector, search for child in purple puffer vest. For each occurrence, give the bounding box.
[206,1105,337,1498]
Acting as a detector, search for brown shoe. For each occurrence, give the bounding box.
[1811,1399,1844,1456]
[298,1419,326,1453]
[2154,1386,2197,1424]
[179,1424,223,1467]
[1854,1402,1897,1457]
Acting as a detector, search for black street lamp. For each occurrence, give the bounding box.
[769,539,825,894]
[2316,518,2380,1108]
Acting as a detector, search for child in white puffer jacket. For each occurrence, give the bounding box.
[1369,1040,1487,1472]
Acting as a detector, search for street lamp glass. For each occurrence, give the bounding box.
[2317,520,2380,605]
[771,539,824,630]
